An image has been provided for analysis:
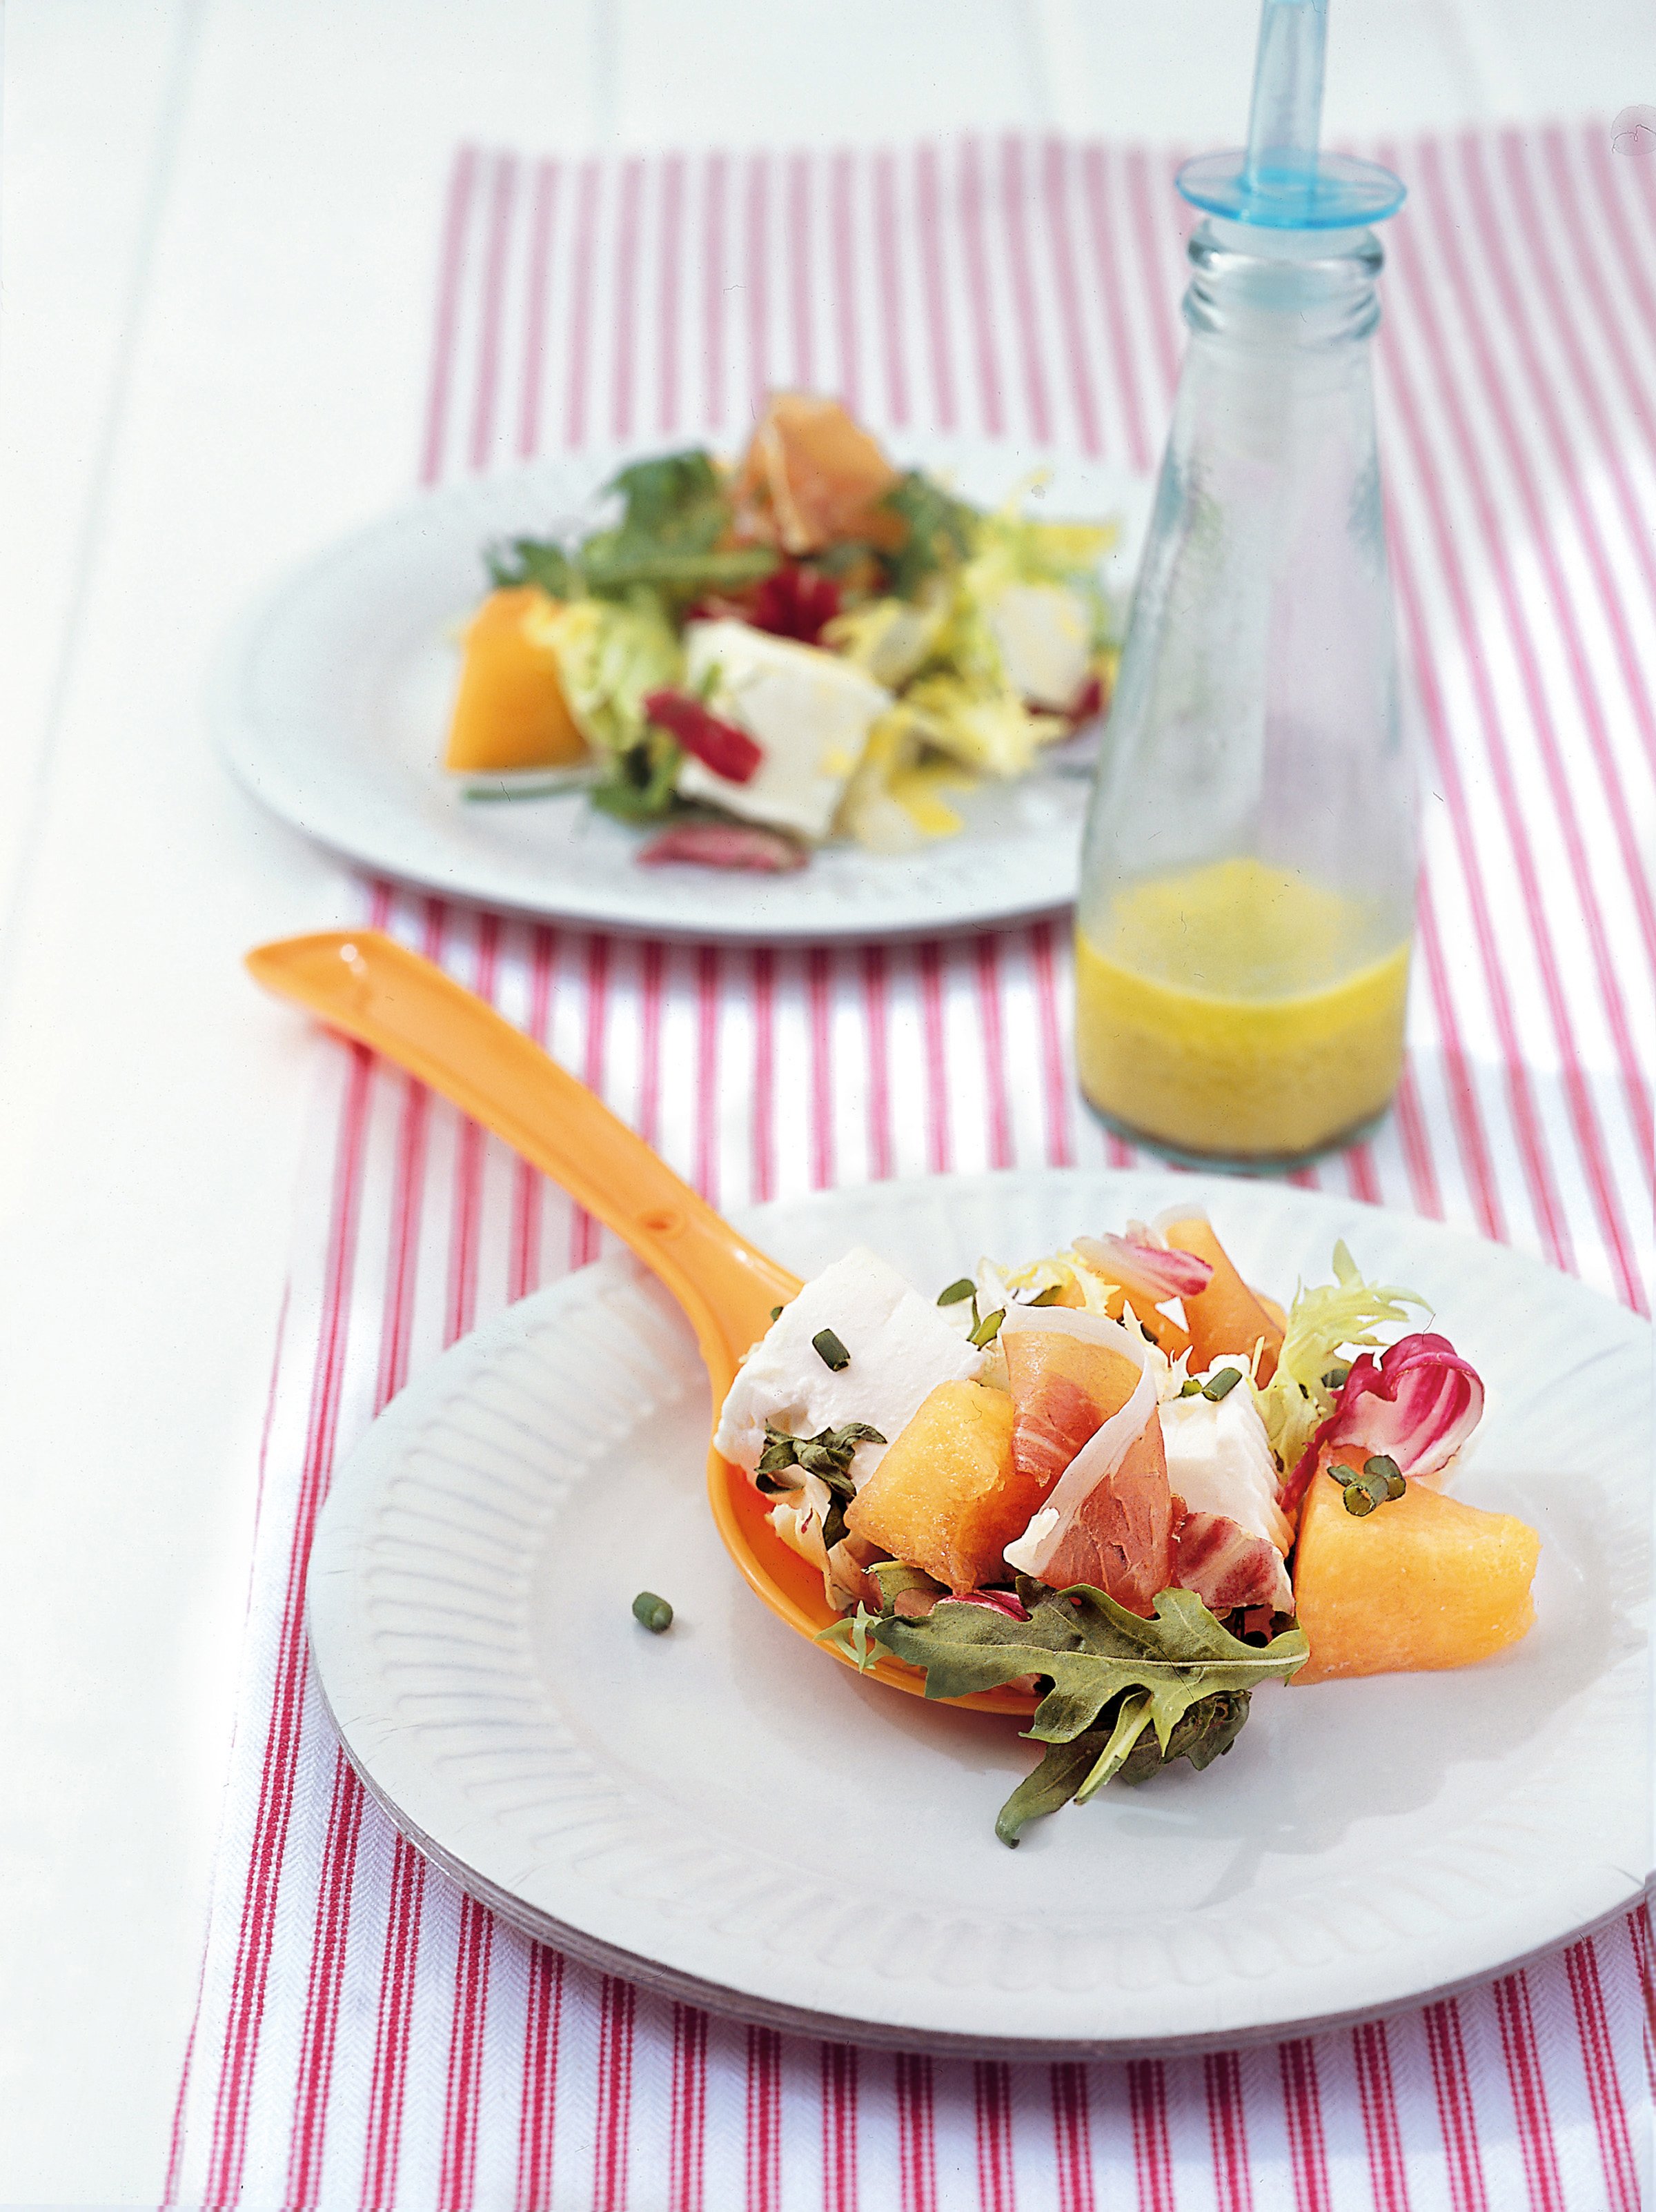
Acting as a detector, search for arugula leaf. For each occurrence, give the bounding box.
[575,450,780,602]
[582,543,779,595]
[867,1561,945,1614]
[755,1420,887,1554]
[995,1688,1253,1845]
[755,1420,885,1484]
[816,1603,882,1672]
[872,1581,1306,1750]
[489,537,580,598]
[605,451,728,550]
[881,470,980,599]
[1118,1686,1252,1780]
[993,1737,1101,1846]
[589,730,684,822]
[489,452,786,606]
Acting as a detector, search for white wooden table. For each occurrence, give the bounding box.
[1,2,1650,2198]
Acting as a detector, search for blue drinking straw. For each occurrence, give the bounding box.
[1175,0,1405,230]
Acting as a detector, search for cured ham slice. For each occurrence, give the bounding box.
[1172,1510,1294,1614]
[1001,1307,1175,1616]
[731,393,902,555]
[1001,1305,1144,1499]
[1159,1212,1284,1383]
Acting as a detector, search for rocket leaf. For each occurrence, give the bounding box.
[872,1581,1306,1752]
[994,1688,1254,1846]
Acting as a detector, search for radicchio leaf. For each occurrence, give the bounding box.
[638,821,807,873]
[1281,1331,1484,1513]
[1072,1232,1214,1302]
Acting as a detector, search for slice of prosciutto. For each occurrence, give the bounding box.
[1001,1304,1146,1499]
[1001,1307,1174,1615]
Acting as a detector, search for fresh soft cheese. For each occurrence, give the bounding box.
[1159,1368,1294,1556]
[985,582,1092,711]
[714,1246,984,1487]
[679,620,891,840]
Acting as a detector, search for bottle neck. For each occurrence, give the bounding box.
[1183,217,1383,349]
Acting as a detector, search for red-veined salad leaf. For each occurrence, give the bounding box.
[638,821,806,873]
[1281,1332,1485,1512]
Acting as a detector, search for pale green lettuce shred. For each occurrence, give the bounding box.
[1252,1241,1428,1474]
[825,588,949,690]
[526,591,682,756]
[894,675,1065,778]
[830,491,1120,842]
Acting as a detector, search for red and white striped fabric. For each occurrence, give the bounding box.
[166,130,1652,2210]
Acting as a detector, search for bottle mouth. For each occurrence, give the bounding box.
[1177,149,1405,233]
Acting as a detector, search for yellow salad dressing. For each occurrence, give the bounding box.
[1076,856,1411,1160]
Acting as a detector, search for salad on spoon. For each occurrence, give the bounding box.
[716,1213,1536,1843]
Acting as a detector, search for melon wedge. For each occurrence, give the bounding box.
[1293,1458,1539,1683]
[444,586,588,771]
[847,1380,1019,1593]
[1162,1216,1283,1383]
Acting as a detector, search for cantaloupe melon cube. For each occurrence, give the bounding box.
[1292,1462,1539,1684]
[1163,1215,1283,1381]
[846,1380,1019,1593]
[444,586,588,771]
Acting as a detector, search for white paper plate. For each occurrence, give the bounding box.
[306,1171,1651,2054]
[214,442,1151,939]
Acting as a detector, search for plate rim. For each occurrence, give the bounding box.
[306,1168,1654,2052]
[212,440,1152,942]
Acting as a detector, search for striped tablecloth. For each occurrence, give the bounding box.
[166,128,1651,2209]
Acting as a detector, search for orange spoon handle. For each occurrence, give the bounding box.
[245,929,799,1387]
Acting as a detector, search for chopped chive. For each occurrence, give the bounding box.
[812,1327,851,1372]
[936,1278,976,1307]
[1179,1376,1204,1397]
[632,1590,673,1632]
[769,1305,784,1322]
[1321,1363,1352,1391]
[1201,1365,1243,1401]
[1027,1284,1068,1307]
[969,1307,1007,1349]
[1330,1458,1399,1514]
[1366,1452,1406,1499]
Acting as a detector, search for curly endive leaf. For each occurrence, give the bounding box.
[873,1581,1307,1750]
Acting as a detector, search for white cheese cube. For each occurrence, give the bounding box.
[678,620,891,841]
[713,1246,984,1488]
[1159,1369,1294,1555]
[986,582,1092,711]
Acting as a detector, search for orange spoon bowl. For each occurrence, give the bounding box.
[248,928,1036,1717]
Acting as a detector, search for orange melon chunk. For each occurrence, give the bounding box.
[444,586,588,771]
[1292,1461,1539,1684]
[1163,1215,1283,1383]
[846,1380,1019,1593]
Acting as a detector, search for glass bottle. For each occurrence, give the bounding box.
[1075,0,1415,1166]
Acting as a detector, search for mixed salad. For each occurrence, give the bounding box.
[443,394,1120,872]
[714,1212,1538,1843]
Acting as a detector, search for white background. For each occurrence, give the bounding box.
[2,1,1652,2200]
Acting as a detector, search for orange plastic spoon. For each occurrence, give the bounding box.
[247,927,1032,1714]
